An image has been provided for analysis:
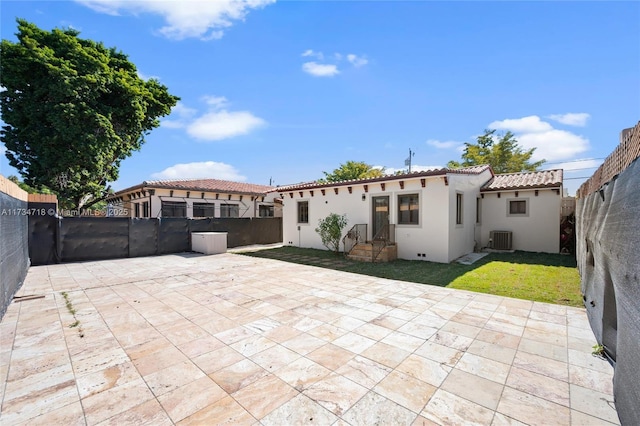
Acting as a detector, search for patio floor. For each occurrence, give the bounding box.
[0,252,619,425]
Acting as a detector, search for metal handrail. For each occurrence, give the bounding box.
[343,224,367,256]
[372,224,395,262]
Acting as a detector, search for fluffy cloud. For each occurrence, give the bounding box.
[302,62,340,77]
[546,158,602,172]
[489,116,553,133]
[76,0,275,40]
[489,115,590,162]
[548,113,590,127]
[300,50,368,77]
[347,54,368,67]
[426,139,463,149]
[162,96,266,141]
[151,161,246,181]
[187,110,266,141]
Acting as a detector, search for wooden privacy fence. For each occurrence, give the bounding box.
[577,121,640,198]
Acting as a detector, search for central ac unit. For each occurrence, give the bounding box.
[490,231,513,250]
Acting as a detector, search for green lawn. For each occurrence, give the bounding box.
[241,246,583,307]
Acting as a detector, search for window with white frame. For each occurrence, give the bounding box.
[508,199,528,216]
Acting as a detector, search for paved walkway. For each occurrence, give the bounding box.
[0,253,619,425]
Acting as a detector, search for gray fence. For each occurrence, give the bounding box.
[29,216,282,265]
[0,180,29,319]
[576,122,640,426]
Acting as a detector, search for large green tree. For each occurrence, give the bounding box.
[319,161,384,183]
[1,19,179,209]
[447,129,545,174]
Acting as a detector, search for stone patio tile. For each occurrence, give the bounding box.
[177,335,225,358]
[370,314,407,330]
[302,373,368,417]
[1,376,79,424]
[335,355,392,389]
[506,366,570,407]
[306,343,356,371]
[569,364,614,394]
[274,357,331,391]
[176,395,255,425]
[512,350,568,382]
[230,335,277,357]
[395,354,451,387]
[81,377,155,425]
[157,376,227,423]
[331,331,377,354]
[132,346,189,376]
[374,369,436,413]
[456,352,511,384]
[260,393,338,425]
[567,347,614,374]
[209,359,269,394]
[250,343,301,373]
[353,322,393,341]
[361,341,412,368]
[476,329,521,349]
[467,339,517,365]
[307,323,349,342]
[429,330,474,352]
[343,391,418,425]
[231,373,299,419]
[281,332,328,356]
[497,386,570,425]
[76,361,141,399]
[381,330,425,352]
[414,341,463,367]
[421,389,495,425]
[569,384,619,424]
[144,360,206,397]
[518,337,568,363]
[192,345,244,374]
[441,368,504,410]
[571,409,619,426]
[95,399,173,426]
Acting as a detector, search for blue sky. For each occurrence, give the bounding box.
[1,1,639,196]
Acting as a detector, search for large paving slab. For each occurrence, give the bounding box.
[0,252,619,425]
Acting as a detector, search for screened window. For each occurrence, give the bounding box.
[398,194,419,225]
[193,203,216,218]
[134,203,140,218]
[259,205,274,217]
[456,193,463,225]
[220,204,239,218]
[142,201,149,218]
[509,200,527,215]
[161,201,186,217]
[298,201,309,223]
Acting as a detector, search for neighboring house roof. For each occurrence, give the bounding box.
[108,178,275,199]
[272,165,493,192]
[481,169,563,192]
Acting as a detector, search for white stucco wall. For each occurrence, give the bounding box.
[478,188,561,253]
[446,169,493,262]
[280,173,486,263]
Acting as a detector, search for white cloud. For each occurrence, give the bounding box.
[187,110,266,141]
[489,115,553,133]
[301,49,324,60]
[426,139,462,149]
[151,161,246,181]
[548,113,591,127]
[202,95,229,109]
[302,62,340,77]
[544,158,602,172]
[76,0,275,40]
[161,102,197,129]
[518,129,589,162]
[347,54,368,67]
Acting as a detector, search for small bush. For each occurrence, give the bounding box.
[315,213,348,254]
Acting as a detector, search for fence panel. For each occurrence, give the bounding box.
[59,217,129,262]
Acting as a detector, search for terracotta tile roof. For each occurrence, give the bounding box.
[111,178,274,197]
[481,169,563,192]
[272,165,493,192]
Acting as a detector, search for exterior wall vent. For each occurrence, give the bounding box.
[490,231,513,250]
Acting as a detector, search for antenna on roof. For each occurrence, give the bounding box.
[404,149,415,173]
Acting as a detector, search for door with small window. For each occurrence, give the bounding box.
[372,196,389,239]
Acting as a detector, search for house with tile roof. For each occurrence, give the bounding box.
[105,178,281,219]
[274,166,563,263]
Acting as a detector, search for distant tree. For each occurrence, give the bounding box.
[7,175,53,194]
[319,161,384,183]
[1,19,179,210]
[315,213,348,254]
[447,129,545,174]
